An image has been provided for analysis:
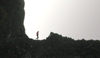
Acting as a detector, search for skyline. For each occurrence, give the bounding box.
[24,0,100,40]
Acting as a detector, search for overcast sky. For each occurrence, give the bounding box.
[24,0,100,40]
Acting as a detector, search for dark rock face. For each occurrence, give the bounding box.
[0,1,31,58]
[0,0,26,38]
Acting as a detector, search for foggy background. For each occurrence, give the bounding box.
[24,0,100,40]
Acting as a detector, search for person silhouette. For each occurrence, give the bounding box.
[36,31,39,40]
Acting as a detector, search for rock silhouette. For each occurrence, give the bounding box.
[0,0,27,39]
[0,0,100,58]
[0,0,29,58]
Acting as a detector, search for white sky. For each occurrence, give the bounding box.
[24,0,100,40]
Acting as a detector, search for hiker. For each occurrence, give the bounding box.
[36,31,39,40]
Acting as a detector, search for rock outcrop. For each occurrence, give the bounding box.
[0,0,30,58]
[0,0,27,39]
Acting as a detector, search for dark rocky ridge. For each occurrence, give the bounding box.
[0,0,100,58]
